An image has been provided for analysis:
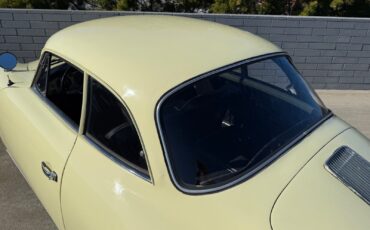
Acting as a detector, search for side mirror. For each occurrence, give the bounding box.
[0,52,17,71]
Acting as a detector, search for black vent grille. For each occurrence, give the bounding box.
[326,146,370,205]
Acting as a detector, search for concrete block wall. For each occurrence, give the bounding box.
[0,9,370,89]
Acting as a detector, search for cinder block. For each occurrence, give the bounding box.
[294,49,320,56]
[33,37,48,44]
[306,57,332,64]
[271,20,287,27]
[43,14,71,22]
[282,42,309,49]
[320,50,347,57]
[0,28,17,36]
[332,57,358,64]
[269,34,296,42]
[20,43,44,51]
[323,35,350,43]
[30,21,58,29]
[1,20,30,28]
[284,20,300,27]
[17,28,45,36]
[299,20,327,28]
[317,63,343,70]
[354,71,370,77]
[244,19,271,27]
[0,13,13,20]
[309,43,335,50]
[351,37,370,44]
[12,50,36,58]
[4,36,33,43]
[324,77,339,83]
[327,21,355,29]
[295,63,317,70]
[359,58,370,64]
[339,29,367,36]
[339,77,361,83]
[336,44,362,51]
[347,51,370,57]
[0,43,20,51]
[296,35,323,42]
[363,45,370,51]
[258,27,284,34]
[328,70,354,77]
[343,64,369,71]
[312,28,339,35]
[301,69,328,77]
[284,27,312,35]
[13,13,41,21]
[355,23,370,30]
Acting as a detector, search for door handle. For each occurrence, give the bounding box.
[41,162,58,182]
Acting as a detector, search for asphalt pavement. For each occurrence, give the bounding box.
[0,90,369,230]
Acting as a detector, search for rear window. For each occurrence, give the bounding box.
[157,55,329,192]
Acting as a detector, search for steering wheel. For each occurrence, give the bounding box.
[104,122,131,141]
[59,66,83,95]
[59,66,72,91]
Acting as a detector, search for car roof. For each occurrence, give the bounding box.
[43,15,281,111]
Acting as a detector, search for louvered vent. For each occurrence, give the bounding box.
[326,146,370,205]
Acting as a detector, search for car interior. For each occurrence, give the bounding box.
[160,56,326,188]
[45,57,83,126]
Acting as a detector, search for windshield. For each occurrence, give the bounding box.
[157,55,330,192]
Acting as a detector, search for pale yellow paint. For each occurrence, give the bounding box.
[272,128,370,230]
[0,16,368,230]
[0,87,77,229]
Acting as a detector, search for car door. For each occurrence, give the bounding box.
[61,77,155,230]
[0,52,85,229]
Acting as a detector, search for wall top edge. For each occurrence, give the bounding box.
[0,8,370,22]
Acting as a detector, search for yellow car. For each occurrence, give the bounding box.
[0,16,369,230]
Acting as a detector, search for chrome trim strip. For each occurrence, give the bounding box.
[155,52,332,195]
[83,135,152,183]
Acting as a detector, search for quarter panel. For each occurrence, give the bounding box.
[271,129,370,230]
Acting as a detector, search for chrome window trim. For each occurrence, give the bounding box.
[155,52,332,195]
[83,134,151,182]
[31,52,81,132]
[83,76,153,184]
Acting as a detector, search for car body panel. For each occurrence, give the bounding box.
[271,128,370,230]
[0,86,77,229]
[61,115,349,230]
[0,16,368,230]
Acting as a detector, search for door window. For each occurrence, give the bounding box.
[85,78,149,179]
[34,53,84,127]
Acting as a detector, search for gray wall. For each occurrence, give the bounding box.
[1,9,370,89]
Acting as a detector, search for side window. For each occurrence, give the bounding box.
[34,53,84,126]
[85,78,149,178]
[35,53,50,95]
